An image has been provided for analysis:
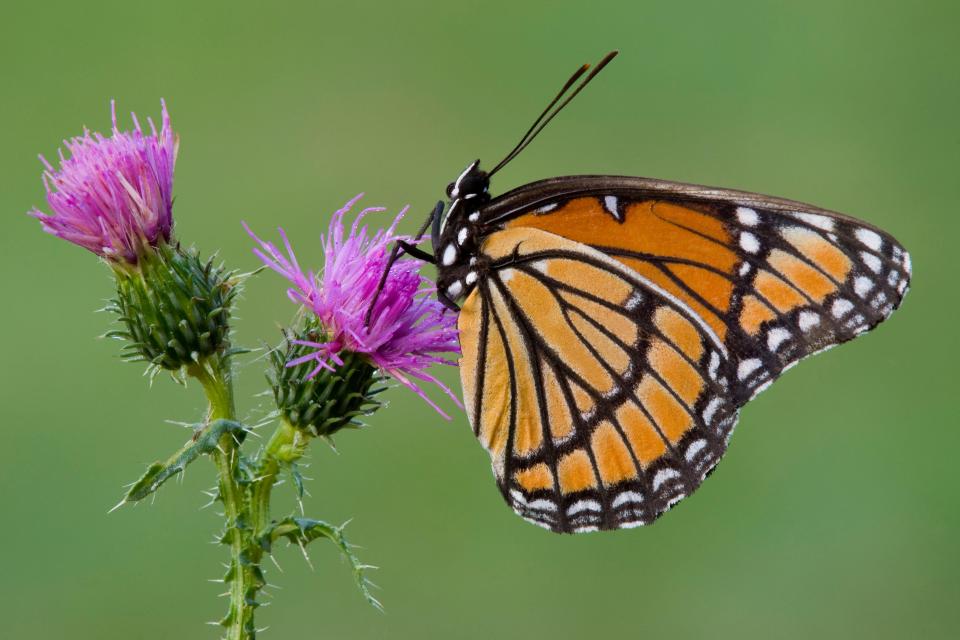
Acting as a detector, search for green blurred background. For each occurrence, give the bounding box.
[1,1,957,638]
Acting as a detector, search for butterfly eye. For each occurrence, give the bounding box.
[445,182,456,198]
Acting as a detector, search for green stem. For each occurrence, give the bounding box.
[251,418,304,544]
[190,357,257,640]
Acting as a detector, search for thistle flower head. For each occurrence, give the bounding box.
[29,100,177,263]
[246,195,462,418]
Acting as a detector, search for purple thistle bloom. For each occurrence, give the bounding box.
[29,100,177,263]
[245,195,463,418]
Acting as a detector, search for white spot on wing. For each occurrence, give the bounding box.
[739,262,752,276]
[567,500,602,516]
[860,252,882,274]
[603,195,622,220]
[457,227,468,245]
[708,352,720,381]
[736,207,759,226]
[791,211,835,231]
[446,281,463,299]
[740,232,760,254]
[798,310,820,331]
[767,327,791,351]
[832,298,854,318]
[652,468,681,491]
[468,212,480,222]
[855,228,883,251]
[510,490,557,513]
[702,397,723,424]
[528,499,558,513]
[465,271,478,285]
[854,276,874,298]
[737,358,763,381]
[612,491,644,508]
[685,439,707,461]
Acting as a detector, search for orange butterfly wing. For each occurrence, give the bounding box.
[458,228,738,532]
[487,180,911,404]
[457,177,910,533]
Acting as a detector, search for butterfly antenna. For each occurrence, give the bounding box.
[488,62,590,176]
[488,50,618,178]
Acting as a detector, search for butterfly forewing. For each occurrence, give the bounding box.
[482,177,912,405]
[458,228,740,532]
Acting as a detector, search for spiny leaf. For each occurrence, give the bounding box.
[267,517,382,611]
[115,419,246,505]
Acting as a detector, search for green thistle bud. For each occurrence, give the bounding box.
[268,324,384,437]
[108,243,237,371]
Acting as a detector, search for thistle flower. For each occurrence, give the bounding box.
[29,100,177,263]
[30,100,234,371]
[246,195,462,421]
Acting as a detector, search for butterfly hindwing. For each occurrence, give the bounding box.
[458,227,740,532]
[484,177,911,405]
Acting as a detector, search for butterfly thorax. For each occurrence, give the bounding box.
[435,160,492,303]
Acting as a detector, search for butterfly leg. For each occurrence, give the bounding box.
[365,200,446,325]
[395,240,436,264]
[436,290,461,312]
[385,200,444,267]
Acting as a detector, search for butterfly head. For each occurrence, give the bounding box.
[446,160,490,201]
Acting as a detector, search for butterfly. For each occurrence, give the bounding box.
[376,51,912,533]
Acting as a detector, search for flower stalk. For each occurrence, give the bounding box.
[188,357,260,639]
[252,419,305,539]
